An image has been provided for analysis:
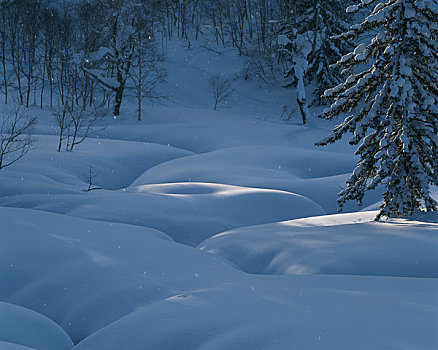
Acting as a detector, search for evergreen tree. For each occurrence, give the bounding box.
[278,0,351,118]
[317,0,438,219]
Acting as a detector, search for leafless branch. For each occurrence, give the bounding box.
[0,105,37,169]
[209,74,235,110]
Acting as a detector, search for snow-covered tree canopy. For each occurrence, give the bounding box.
[318,0,438,219]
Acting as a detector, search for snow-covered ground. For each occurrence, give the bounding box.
[1,40,437,349]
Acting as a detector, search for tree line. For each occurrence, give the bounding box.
[0,0,354,117]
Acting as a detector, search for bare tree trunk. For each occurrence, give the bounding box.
[26,63,32,107]
[112,63,126,116]
[14,47,24,104]
[296,97,307,125]
[16,67,23,104]
[40,42,47,108]
[137,52,142,122]
[137,90,142,121]
[48,46,53,107]
[1,43,6,104]
[58,128,64,152]
[0,3,6,104]
[114,84,124,116]
[59,62,65,105]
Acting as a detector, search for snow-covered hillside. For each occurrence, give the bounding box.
[1,40,437,349]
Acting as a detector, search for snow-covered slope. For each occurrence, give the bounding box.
[0,302,73,350]
[2,207,437,349]
[0,207,239,343]
[74,275,437,350]
[199,211,438,277]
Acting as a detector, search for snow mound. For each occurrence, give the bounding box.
[0,135,192,197]
[199,211,438,277]
[0,341,35,350]
[1,182,325,247]
[134,145,357,181]
[74,275,438,350]
[65,182,324,246]
[0,302,73,350]
[0,207,240,343]
[133,145,380,213]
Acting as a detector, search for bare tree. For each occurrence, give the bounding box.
[224,0,248,55]
[82,165,101,192]
[209,74,235,110]
[52,103,70,152]
[65,101,107,151]
[82,0,137,117]
[244,1,281,85]
[52,99,106,152]
[0,0,9,105]
[0,105,37,169]
[131,38,167,122]
[21,1,41,108]
[39,5,59,108]
[204,0,227,46]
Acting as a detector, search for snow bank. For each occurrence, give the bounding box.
[132,145,381,213]
[199,211,438,277]
[74,274,438,350]
[1,181,324,246]
[134,145,357,184]
[4,207,437,349]
[0,135,192,196]
[0,341,35,350]
[0,207,239,343]
[64,182,324,246]
[0,139,330,247]
[0,302,72,349]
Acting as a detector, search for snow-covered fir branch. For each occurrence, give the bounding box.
[317,0,438,219]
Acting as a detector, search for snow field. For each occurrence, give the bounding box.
[2,207,437,349]
[1,39,437,349]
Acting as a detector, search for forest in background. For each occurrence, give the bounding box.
[0,0,354,118]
